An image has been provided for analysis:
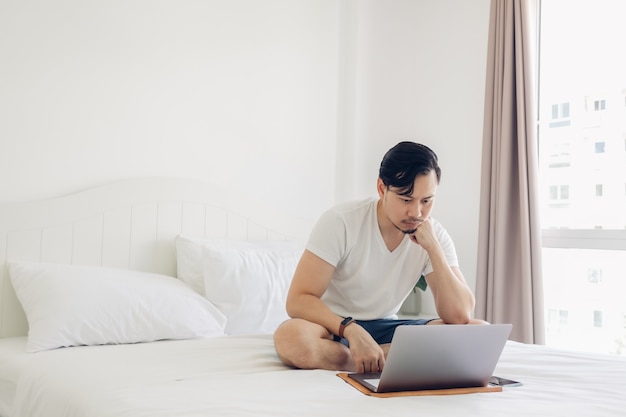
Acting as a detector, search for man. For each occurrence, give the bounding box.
[273,141,484,373]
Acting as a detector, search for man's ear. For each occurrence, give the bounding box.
[376,178,386,198]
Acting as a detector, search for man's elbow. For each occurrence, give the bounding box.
[440,303,474,324]
[285,296,302,318]
[441,312,472,325]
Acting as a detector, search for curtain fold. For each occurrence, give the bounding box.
[476,0,544,344]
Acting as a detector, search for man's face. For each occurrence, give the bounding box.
[378,170,438,234]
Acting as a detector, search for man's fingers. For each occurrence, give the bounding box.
[361,360,382,373]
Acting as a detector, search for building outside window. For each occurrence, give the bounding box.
[538,0,626,356]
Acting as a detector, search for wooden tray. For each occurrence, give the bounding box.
[337,373,502,398]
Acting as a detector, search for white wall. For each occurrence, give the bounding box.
[0,0,340,222]
[340,0,491,314]
[0,0,491,314]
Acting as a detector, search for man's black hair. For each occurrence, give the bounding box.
[378,141,441,196]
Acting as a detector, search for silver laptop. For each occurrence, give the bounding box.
[348,324,512,393]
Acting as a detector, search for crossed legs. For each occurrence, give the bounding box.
[273,317,488,372]
[274,318,357,371]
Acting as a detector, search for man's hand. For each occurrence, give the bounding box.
[343,323,386,373]
[408,217,438,251]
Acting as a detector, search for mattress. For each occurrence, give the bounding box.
[2,334,625,417]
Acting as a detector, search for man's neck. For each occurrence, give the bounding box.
[376,200,406,252]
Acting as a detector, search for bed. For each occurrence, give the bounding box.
[1,178,625,417]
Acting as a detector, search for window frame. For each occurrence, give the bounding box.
[542,229,626,250]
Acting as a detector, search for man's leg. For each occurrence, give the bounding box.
[273,318,356,371]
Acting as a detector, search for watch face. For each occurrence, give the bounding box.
[341,317,353,325]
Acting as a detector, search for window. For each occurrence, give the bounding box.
[595,184,603,197]
[538,0,626,356]
[547,142,571,167]
[594,311,603,328]
[547,309,570,328]
[594,99,606,111]
[549,102,571,127]
[548,184,569,206]
[594,141,606,153]
[587,267,602,284]
[553,102,569,118]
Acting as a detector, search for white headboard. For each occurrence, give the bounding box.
[0,178,312,338]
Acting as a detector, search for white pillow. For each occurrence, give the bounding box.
[175,235,206,295]
[8,261,227,352]
[201,239,302,335]
[176,236,302,335]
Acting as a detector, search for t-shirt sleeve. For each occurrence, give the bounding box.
[305,209,347,267]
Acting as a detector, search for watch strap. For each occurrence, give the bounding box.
[338,316,355,338]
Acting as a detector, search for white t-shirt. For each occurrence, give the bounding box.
[306,197,459,320]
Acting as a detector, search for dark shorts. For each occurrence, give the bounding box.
[333,318,437,346]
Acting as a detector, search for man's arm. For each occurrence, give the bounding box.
[285,250,386,372]
[410,220,475,324]
[285,249,342,331]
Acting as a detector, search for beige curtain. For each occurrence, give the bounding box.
[476,0,544,344]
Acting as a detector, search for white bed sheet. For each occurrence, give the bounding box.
[0,338,32,417]
[2,334,625,417]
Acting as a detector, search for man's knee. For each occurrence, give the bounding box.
[273,318,343,370]
[273,319,311,368]
[274,319,306,346]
